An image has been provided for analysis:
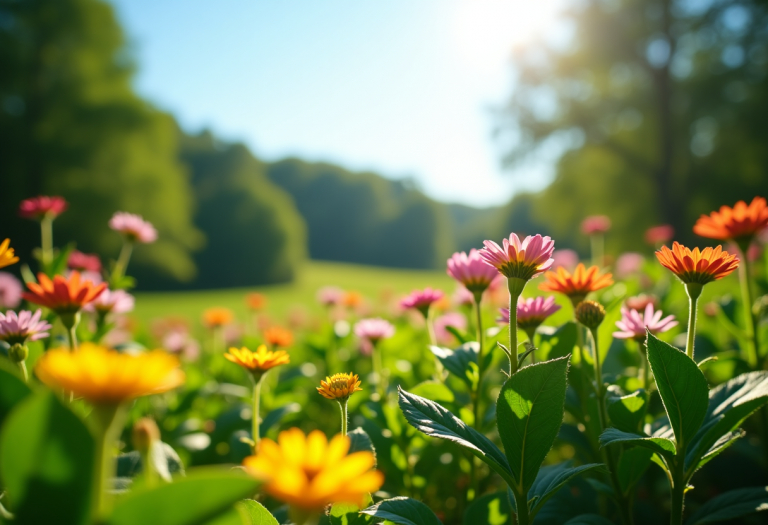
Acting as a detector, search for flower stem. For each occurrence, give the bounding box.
[736,247,758,368]
[252,379,262,454]
[112,240,134,285]
[641,342,650,392]
[90,404,124,521]
[338,399,349,436]
[40,215,53,270]
[512,488,530,525]
[684,284,702,361]
[372,342,386,400]
[17,362,28,382]
[590,233,604,268]
[473,297,485,429]
[507,278,527,375]
[670,459,686,525]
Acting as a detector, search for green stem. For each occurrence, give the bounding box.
[641,342,650,392]
[339,399,348,436]
[473,297,485,430]
[575,321,585,369]
[40,215,53,270]
[17,361,28,383]
[112,240,134,285]
[372,342,386,400]
[590,328,603,392]
[90,404,124,520]
[670,459,686,525]
[426,308,437,347]
[590,233,604,268]
[513,489,530,525]
[684,284,702,361]
[252,379,262,453]
[736,247,758,368]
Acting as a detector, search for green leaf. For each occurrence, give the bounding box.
[617,447,653,495]
[260,403,301,437]
[690,430,744,472]
[686,486,768,524]
[496,355,570,492]
[326,500,374,525]
[646,333,709,448]
[599,428,676,457]
[410,381,455,404]
[361,497,442,525]
[348,428,376,466]
[528,462,606,517]
[0,391,94,525]
[236,500,279,525]
[105,468,260,525]
[537,322,578,361]
[398,387,514,484]
[607,389,647,434]
[430,343,479,387]
[463,491,513,525]
[0,365,32,428]
[445,325,470,344]
[563,514,616,525]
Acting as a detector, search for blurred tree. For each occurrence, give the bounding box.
[498,0,768,253]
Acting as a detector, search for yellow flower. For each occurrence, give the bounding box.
[0,239,19,269]
[35,343,184,404]
[224,345,290,376]
[243,428,383,511]
[317,372,363,401]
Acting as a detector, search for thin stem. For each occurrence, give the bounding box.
[509,295,519,375]
[17,361,28,382]
[670,459,686,525]
[473,297,485,430]
[736,248,758,368]
[575,322,584,368]
[40,215,53,269]
[512,489,530,525]
[372,342,386,400]
[426,308,437,347]
[590,328,603,393]
[339,399,348,436]
[90,404,124,520]
[684,284,702,361]
[641,341,650,392]
[252,379,262,453]
[112,240,134,285]
[590,233,604,268]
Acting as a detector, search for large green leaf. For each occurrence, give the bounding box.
[599,428,676,457]
[0,390,94,525]
[686,486,768,524]
[398,387,514,484]
[430,343,480,387]
[528,462,606,518]
[236,500,279,525]
[616,447,653,495]
[361,497,442,525]
[463,491,513,525]
[325,500,374,525]
[0,365,31,428]
[607,389,647,434]
[496,355,570,492]
[105,468,260,525]
[646,333,709,449]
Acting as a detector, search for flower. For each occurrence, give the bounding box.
[109,212,158,243]
[498,296,561,330]
[246,293,267,310]
[655,242,739,285]
[242,428,383,511]
[22,271,106,313]
[264,326,294,348]
[446,249,500,295]
[693,197,768,242]
[645,225,675,246]
[84,289,135,314]
[18,196,68,220]
[35,343,184,404]
[202,307,234,328]
[452,286,475,307]
[354,318,395,344]
[0,272,23,309]
[615,253,645,279]
[343,291,363,308]
[551,249,579,272]
[625,294,657,312]
[0,310,52,345]
[224,345,290,377]
[400,288,444,317]
[0,239,19,270]
[317,372,363,401]
[539,263,614,303]
[575,300,606,330]
[581,215,612,235]
[480,234,555,281]
[613,303,678,341]
[317,286,345,307]
[67,250,102,273]
[434,312,467,345]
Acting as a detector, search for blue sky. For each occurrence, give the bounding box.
[111,0,565,207]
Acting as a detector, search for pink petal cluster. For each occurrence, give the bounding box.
[68,250,102,273]
[615,253,645,279]
[581,215,612,235]
[0,272,23,309]
[354,318,395,343]
[613,303,678,341]
[400,288,444,314]
[551,249,579,272]
[434,312,467,346]
[0,309,52,345]
[497,296,561,328]
[18,196,68,220]
[446,249,499,294]
[480,233,555,280]
[317,286,345,307]
[84,289,135,314]
[109,212,158,244]
[645,225,675,245]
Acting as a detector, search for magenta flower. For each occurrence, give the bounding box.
[317,286,345,307]
[551,249,579,272]
[613,303,678,341]
[581,215,611,235]
[434,312,467,346]
[84,289,135,314]
[0,309,52,345]
[615,253,645,279]
[0,272,23,309]
[68,250,102,273]
[109,212,158,243]
[480,233,555,281]
[401,288,444,317]
[497,296,561,330]
[354,318,395,344]
[18,196,68,220]
[645,225,675,246]
[446,249,499,296]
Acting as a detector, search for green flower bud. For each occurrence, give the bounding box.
[575,300,606,330]
[9,344,29,363]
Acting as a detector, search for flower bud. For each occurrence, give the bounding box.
[8,343,28,363]
[132,418,160,454]
[575,300,606,330]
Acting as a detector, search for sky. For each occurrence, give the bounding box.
[110,0,566,208]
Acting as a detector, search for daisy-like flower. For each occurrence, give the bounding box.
[202,307,234,328]
[0,309,52,345]
[84,289,135,315]
[539,263,614,305]
[264,326,294,348]
[0,272,23,309]
[317,372,363,401]
[498,296,561,333]
[655,242,739,285]
[614,303,678,341]
[109,212,158,244]
[480,233,555,282]
[645,225,675,246]
[224,345,290,378]
[18,196,68,220]
[353,318,395,344]
[35,343,184,405]
[0,239,19,270]
[67,250,102,273]
[615,252,645,279]
[22,271,106,314]
[693,197,768,242]
[447,249,500,298]
[246,292,267,310]
[581,215,611,235]
[400,287,444,318]
[243,428,384,512]
[317,286,345,307]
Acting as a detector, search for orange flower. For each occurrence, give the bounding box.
[246,293,267,311]
[317,373,363,401]
[343,291,363,308]
[225,345,290,376]
[22,271,106,313]
[655,242,739,285]
[264,326,293,348]
[202,307,233,328]
[243,428,383,511]
[538,263,613,302]
[693,197,768,242]
[0,239,19,269]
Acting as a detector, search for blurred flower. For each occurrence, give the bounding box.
[242,428,383,511]
[343,291,363,309]
[645,225,675,245]
[264,326,294,348]
[693,197,768,242]
[747,243,763,262]
[400,288,444,318]
[354,318,394,344]
[317,286,345,307]
[67,250,102,273]
[625,294,657,312]
[246,293,267,311]
[202,307,234,328]
[615,252,645,279]
[655,242,739,285]
[317,372,363,401]
[551,249,579,272]
[575,300,606,329]
[18,196,68,220]
[452,286,475,307]
[581,215,611,235]
[84,288,135,314]
[109,212,158,244]
[539,263,613,303]
[224,345,290,378]
[22,271,106,313]
[162,330,200,361]
[498,296,561,332]
[434,312,467,345]
[446,249,499,296]
[480,234,555,281]
[614,303,678,341]
[0,239,19,270]
[0,272,23,309]
[0,309,51,345]
[35,343,184,404]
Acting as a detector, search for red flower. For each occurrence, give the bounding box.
[18,196,68,220]
[22,271,106,313]
[67,250,102,273]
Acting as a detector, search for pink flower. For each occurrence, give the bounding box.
[446,249,499,295]
[645,225,675,245]
[453,286,475,307]
[109,212,158,243]
[551,249,579,272]
[480,233,555,281]
[581,215,611,235]
[625,294,657,312]
[497,296,561,331]
[163,330,201,361]
[317,286,345,307]
[615,253,645,279]
[613,303,678,341]
[400,288,444,317]
[18,196,68,220]
[747,243,763,262]
[84,289,135,314]
[0,272,23,309]
[68,250,102,273]
[354,318,395,344]
[434,312,467,346]
[0,309,52,345]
